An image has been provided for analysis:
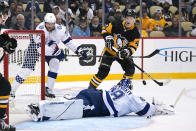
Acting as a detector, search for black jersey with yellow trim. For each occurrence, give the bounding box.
[102,20,140,56]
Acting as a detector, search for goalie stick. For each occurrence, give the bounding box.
[66,49,160,59]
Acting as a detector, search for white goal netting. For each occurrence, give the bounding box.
[1,30,45,115]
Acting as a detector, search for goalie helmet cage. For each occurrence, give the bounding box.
[3,30,45,124]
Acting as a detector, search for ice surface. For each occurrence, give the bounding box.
[10,79,196,131]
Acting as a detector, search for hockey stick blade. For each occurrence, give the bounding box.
[153,78,172,86]
[133,62,171,86]
[66,49,160,59]
[132,49,160,58]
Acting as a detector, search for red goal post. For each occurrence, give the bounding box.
[2,30,45,123]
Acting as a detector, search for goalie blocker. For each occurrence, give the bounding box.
[25,79,175,122]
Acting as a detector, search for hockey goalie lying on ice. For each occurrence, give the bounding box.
[25,79,175,121]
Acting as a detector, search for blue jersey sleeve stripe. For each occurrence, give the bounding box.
[136,103,150,116]
[106,91,118,117]
[63,37,72,45]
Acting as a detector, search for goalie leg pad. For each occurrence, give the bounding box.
[39,99,83,121]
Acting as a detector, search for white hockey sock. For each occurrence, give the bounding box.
[46,73,57,91]
[46,58,59,91]
[11,68,33,93]
[39,99,83,121]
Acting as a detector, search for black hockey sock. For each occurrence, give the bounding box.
[89,75,103,89]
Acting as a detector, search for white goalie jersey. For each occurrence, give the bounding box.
[35,22,79,55]
[102,85,150,117]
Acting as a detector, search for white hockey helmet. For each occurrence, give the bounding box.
[44,13,56,23]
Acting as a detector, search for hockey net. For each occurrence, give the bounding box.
[0,30,45,122]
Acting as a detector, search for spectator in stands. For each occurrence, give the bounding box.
[162,2,172,21]
[136,9,153,32]
[72,16,90,37]
[0,9,9,26]
[5,2,24,29]
[122,1,132,17]
[88,0,102,11]
[105,0,112,14]
[62,12,75,33]
[76,0,94,21]
[25,0,41,14]
[12,13,27,30]
[90,16,102,37]
[151,9,168,31]
[69,0,80,14]
[175,2,189,22]
[107,9,123,23]
[96,9,103,24]
[43,0,54,13]
[0,13,7,29]
[52,5,60,15]
[25,6,43,30]
[58,0,74,23]
[135,20,148,37]
[55,15,63,25]
[163,17,186,37]
[190,15,196,36]
[151,0,172,6]
[34,17,41,29]
[5,1,16,28]
[107,2,120,18]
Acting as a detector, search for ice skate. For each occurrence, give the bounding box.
[24,104,41,122]
[0,119,15,131]
[152,97,175,115]
[45,87,55,98]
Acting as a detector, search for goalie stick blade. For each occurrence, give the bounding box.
[154,78,172,86]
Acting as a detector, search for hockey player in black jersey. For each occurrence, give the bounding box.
[88,9,140,89]
[0,34,17,131]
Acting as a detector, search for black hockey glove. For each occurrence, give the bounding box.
[75,46,87,60]
[118,48,131,59]
[105,35,114,50]
[0,34,17,54]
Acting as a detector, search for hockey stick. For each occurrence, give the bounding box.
[173,88,186,107]
[0,52,6,63]
[66,49,160,59]
[133,62,171,86]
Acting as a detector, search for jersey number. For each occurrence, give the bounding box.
[111,90,124,101]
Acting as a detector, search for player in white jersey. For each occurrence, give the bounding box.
[25,79,175,122]
[11,13,87,98]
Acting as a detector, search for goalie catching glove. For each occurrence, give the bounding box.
[0,34,17,54]
[117,47,131,59]
[75,46,87,60]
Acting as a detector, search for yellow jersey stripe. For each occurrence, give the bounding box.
[94,75,102,83]
[90,80,99,87]
[123,75,133,79]
[0,96,9,99]
[0,105,7,108]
